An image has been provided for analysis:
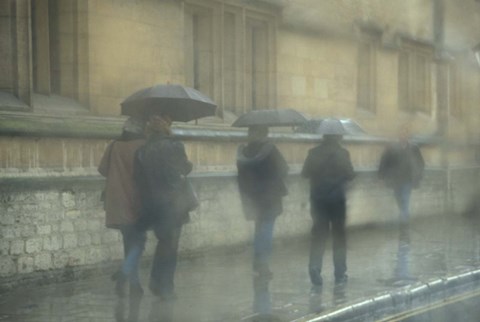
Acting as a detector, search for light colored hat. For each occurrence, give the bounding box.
[122,117,145,134]
[317,118,346,135]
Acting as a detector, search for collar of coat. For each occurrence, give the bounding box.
[236,139,275,166]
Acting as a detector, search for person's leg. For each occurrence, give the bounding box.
[121,227,146,286]
[253,216,276,275]
[114,226,146,297]
[394,184,412,223]
[331,201,347,282]
[309,201,329,285]
[150,222,182,299]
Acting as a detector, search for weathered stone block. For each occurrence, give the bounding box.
[10,240,24,255]
[0,227,14,239]
[60,220,74,232]
[77,232,91,247]
[0,214,14,225]
[0,240,9,256]
[67,249,86,266]
[36,225,52,235]
[101,230,119,244]
[43,235,62,251]
[61,192,76,208]
[0,257,16,276]
[87,219,103,231]
[53,252,69,269]
[25,238,43,254]
[85,247,107,264]
[63,233,78,249]
[73,219,87,231]
[34,253,52,271]
[65,210,81,219]
[90,232,102,245]
[17,256,34,274]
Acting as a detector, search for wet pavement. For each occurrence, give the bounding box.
[1,214,480,322]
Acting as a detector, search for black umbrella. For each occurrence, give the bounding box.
[121,84,217,122]
[232,108,307,127]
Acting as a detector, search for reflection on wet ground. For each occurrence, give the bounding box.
[1,215,480,321]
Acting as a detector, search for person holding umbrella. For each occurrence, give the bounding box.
[133,114,197,299]
[237,125,288,278]
[120,84,215,299]
[233,109,306,279]
[98,117,147,297]
[302,118,355,287]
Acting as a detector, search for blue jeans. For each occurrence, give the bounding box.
[393,184,412,223]
[120,226,146,285]
[253,216,276,272]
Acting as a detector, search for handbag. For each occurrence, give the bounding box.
[171,177,199,215]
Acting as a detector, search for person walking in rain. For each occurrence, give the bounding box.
[302,119,355,286]
[134,114,197,300]
[237,125,289,278]
[98,117,146,297]
[378,125,424,224]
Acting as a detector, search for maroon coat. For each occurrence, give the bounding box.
[98,139,146,228]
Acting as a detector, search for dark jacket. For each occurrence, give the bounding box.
[134,133,193,228]
[378,142,424,188]
[237,139,288,220]
[302,139,355,202]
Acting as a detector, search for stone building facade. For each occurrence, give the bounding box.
[0,0,479,288]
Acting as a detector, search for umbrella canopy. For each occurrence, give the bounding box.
[296,118,368,136]
[121,84,217,122]
[232,108,308,127]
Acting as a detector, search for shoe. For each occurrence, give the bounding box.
[309,268,323,286]
[335,274,348,285]
[149,281,177,301]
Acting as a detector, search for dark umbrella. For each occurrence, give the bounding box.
[121,84,217,122]
[232,108,307,127]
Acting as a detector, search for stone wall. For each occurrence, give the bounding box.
[0,167,467,291]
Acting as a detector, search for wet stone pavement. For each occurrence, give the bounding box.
[1,214,480,322]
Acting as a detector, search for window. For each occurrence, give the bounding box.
[356,33,378,112]
[31,0,80,100]
[246,17,270,110]
[398,40,433,114]
[184,4,214,99]
[184,1,276,115]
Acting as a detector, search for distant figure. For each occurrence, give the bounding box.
[98,117,146,297]
[378,126,424,224]
[237,125,289,278]
[134,114,197,300]
[302,131,355,286]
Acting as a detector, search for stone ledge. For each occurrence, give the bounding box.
[294,269,480,322]
[0,111,443,146]
[0,167,459,191]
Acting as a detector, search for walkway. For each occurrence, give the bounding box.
[1,215,479,321]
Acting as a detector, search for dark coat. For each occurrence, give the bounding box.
[302,139,355,203]
[378,142,424,188]
[134,133,193,229]
[237,139,288,220]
